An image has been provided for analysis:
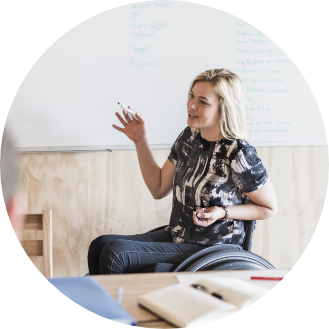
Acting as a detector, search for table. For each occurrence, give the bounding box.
[94,269,287,328]
[95,271,189,328]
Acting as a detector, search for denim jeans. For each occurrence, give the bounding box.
[87,229,207,275]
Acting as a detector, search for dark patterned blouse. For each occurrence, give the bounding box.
[166,127,268,246]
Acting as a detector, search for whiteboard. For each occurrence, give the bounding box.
[7,1,327,151]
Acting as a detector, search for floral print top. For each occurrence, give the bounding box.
[166,127,268,246]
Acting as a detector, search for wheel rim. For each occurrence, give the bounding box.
[188,254,273,271]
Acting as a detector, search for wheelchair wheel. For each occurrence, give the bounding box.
[184,250,275,272]
[174,244,242,272]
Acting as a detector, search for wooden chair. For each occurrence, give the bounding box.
[21,210,53,278]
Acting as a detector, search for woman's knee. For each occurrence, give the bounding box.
[88,235,118,260]
[99,239,130,260]
[99,239,132,274]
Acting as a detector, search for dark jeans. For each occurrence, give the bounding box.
[88,229,207,275]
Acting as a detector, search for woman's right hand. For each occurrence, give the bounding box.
[112,107,146,144]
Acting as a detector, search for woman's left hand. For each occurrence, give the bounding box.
[192,206,225,227]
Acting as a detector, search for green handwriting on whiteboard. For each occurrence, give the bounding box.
[131,31,156,41]
[131,2,172,10]
[153,2,172,9]
[132,44,152,55]
[130,59,158,67]
[131,12,140,20]
[246,107,261,112]
[254,128,289,135]
[246,86,289,93]
[131,22,168,30]
[251,39,271,44]
[236,30,251,37]
[249,78,284,83]
[236,20,251,28]
[131,3,152,10]
[238,47,284,56]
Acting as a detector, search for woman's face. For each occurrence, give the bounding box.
[187,81,221,133]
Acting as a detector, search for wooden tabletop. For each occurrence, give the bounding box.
[94,270,286,328]
[94,271,190,328]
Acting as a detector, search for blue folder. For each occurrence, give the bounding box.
[48,277,137,325]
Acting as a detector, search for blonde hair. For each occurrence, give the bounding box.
[189,68,248,141]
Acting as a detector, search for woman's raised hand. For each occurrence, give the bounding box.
[112,107,146,144]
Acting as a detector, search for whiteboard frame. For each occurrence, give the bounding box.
[15,140,328,153]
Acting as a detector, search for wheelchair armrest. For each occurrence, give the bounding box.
[243,220,256,251]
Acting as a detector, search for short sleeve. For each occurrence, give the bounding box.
[231,144,268,193]
[168,140,178,165]
[168,129,186,165]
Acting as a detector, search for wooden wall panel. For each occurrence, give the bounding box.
[19,153,89,277]
[252,146,328,268]
[18,146,328,277]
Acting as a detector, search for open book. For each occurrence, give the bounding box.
[138,277,270,327]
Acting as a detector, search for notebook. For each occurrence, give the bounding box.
[48,276,136,325]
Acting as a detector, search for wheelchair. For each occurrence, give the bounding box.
[146,220,275,272]
[85,220,274,275]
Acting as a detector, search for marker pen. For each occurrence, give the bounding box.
[250,277,284,281]
[118,102,139,121]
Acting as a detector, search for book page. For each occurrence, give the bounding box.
[138,284,238,327]
[177,269,289,289]
[195,278,270,309]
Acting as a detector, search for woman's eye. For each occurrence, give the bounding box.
[188,93,208,105]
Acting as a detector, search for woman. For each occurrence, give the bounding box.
[88,68,278,275]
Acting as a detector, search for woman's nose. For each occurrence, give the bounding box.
[189,99,197,110]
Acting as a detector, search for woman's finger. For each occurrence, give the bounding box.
[123,109,132,123]
[193,212,202,224]
[127,106,137,122]
[196,208,206,213]
[112,124,124,132]
[197,220,208,227]
[115,112,128,127]
[196,208,206,220]
[198,212,212,219]
[194,211,212,227]
[135,112,145,124]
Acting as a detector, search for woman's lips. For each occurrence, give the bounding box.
[188,112,198,120]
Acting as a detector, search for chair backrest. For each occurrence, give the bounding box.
[243,220,256,251]
[21,210,53,278]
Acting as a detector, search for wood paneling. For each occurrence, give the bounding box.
[17,146,328,277]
